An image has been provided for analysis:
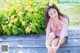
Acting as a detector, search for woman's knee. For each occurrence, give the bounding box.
[49,32,56,39]
[51,38,59,47]
[60,38,67,45]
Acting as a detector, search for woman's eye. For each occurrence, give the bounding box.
[53,11,56,13]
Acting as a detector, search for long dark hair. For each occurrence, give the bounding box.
[45,3,69,28]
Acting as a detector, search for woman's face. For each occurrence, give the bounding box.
[48,8,58,19]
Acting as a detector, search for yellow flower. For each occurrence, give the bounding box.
[29,8,34,12]
[43,0,47,2]
[16,4,21,9]
[25,2,30,6]
[4,5,8,9]
[10,16,15,23]
[16,0,20,3]
[22,21,26,26]
[16,9,20,13]
[11,20,14,23]
[10,16,14,20]
[13,18,18,23]
[25,26,31,32]
[49,2,53,6]
[8,8,13,12]
[8,23,12,27]
[2,25,6,30]
[18,11,23,17]
[25,5,31,10]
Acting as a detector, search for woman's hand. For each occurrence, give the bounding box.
[52,45,59,53]
[46,43,53,51]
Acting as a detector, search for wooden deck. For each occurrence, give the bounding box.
[0,26,80,53]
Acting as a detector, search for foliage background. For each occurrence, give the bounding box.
[0,0,80,35]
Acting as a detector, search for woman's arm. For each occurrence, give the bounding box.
[57,18,69,48]
[46,20,51,42]
[46,19,53,51]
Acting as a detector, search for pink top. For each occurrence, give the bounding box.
[46,16,68,38]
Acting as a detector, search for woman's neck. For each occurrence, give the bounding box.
[50,17,61,26]
[51,17,60,23]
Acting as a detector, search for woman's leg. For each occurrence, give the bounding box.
[47,32,56,53]
[51,38,59,53]
[51,38,67,53]
[58,37,67,46]
[48,32,56,46]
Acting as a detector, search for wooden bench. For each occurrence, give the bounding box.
[0,26,80,53]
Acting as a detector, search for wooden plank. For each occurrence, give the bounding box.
[0,35,46,41]
[61,47,73,53]
[0,47,47,53]
[57,48,63,53]
[73,47,79,53]
[0,47,79,53]
[0,39,80,47]
[68,30,80,39]
[61,38,80,47]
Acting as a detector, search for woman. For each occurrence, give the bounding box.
[45,3,69,53]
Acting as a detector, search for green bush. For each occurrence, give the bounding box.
[0,0,50,35]
[0,0,80,35]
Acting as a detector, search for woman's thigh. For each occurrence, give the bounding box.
[59,37,67,46]
[51,37,67,47]
[51,38,59,47]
